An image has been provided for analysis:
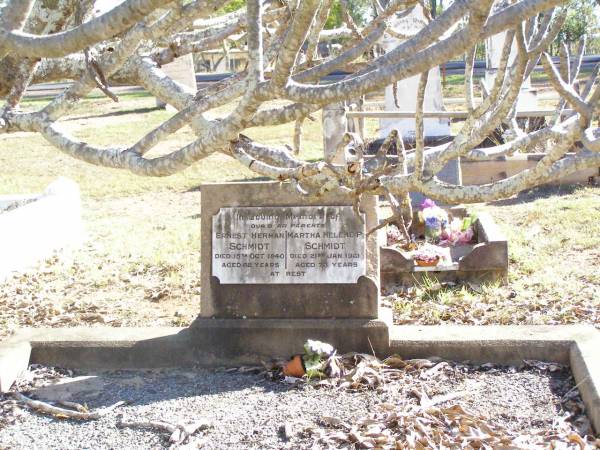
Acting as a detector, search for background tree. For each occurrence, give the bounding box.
[551,0,599,54]
[0,0,598,220]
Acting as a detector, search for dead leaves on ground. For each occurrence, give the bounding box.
[270,354,600,449]
[383,279,600,329]
[309,401,600,449]
[302,353,441,391]
[0,249,200,339]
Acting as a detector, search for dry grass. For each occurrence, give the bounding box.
[0,92,326,337]
[2,93,326,198]
[0,92,598,338]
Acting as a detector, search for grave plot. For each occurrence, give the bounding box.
[1,180,598,442]
[0,355,596,449]
[379,202,508,287]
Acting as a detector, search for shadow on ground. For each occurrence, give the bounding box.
[27,368,294,410]
[488,184,587,207]
[64,106,163,122]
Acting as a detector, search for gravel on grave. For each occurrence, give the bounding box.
[0,360,595,450]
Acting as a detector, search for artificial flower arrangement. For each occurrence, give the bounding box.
[439,215,475,246]
[282,339,335,378]
[386,224,404,246]
[385,198,478,268]
[412,243,447,267]
[419,198,476,246]
[419,198,449,242]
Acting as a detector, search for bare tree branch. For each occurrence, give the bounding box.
[0,0,596,208]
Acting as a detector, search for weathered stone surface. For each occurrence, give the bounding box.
[389,324,597,365]
[7,327,194,370]
[209,275,379,319]
[570,335,600,434]
[0,341,31,392]
[0,177,82,281]
[200,182,381,319]
[380,212,508,287]
[190,309,393,365]
[212,206,366,284]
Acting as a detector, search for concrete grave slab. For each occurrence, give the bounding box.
[190,311,393,367]
[0,341,31,392]
[571,335,600,433]
[0,177,82,281]
[380,211,508,286]
[5,327,194,371]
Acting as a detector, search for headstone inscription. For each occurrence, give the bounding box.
[212,206,366,284]
[191,182,392,364]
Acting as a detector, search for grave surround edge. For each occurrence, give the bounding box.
[4,325,599,433]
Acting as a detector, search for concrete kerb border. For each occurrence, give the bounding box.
[1,324,598,432]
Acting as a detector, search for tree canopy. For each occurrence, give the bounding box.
[0,0,598,210]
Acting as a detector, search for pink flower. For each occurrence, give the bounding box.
[420,198,436,210]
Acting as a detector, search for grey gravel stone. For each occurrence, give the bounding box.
[0,363,593,449]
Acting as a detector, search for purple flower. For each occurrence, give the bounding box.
[425,216,439,227]
[420,198,436,210]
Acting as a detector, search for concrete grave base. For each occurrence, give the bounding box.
[6,327,196,371]
[189,308,393,366]
[3,324,599,432]
[380,210,508,287]
[0,341,31,393]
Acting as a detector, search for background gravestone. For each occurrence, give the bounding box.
[484,4,538,111]
[379,4,450,142]
[155,54,197,111]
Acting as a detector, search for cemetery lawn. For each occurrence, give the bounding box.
[0,93,599,339]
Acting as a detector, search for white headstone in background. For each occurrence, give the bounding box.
[379,5,450,139]
[485,29,537,111]
[156,54,197,111]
